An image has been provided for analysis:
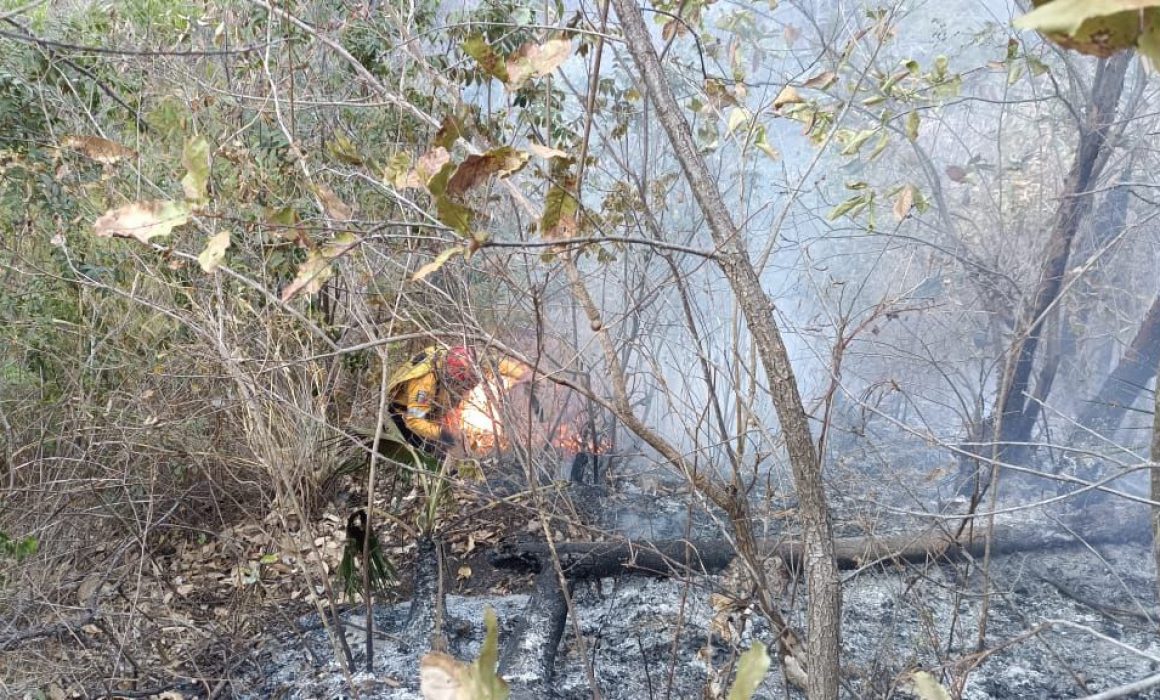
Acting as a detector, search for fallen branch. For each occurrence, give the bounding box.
[490,504,1150,578]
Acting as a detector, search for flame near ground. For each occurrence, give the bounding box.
[450,376,607,456]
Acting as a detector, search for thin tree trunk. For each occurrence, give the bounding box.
[1152,355,1160,607]
[1077,293,1160,436]
[607,3,840,697]
[996,54,1130,458]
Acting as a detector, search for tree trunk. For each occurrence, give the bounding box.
[607,3,840,697]
[995,54,1130,459]
[1076,293,1160,436]
[1152,356,1160,607]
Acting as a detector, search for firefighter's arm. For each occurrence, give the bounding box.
[402,374,447,443]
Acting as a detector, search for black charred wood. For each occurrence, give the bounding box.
[499,567,569,699]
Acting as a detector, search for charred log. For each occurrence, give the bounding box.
[491,503,1149,579]
[498,567,569,699]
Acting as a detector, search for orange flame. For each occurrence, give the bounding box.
[450,376,609,456]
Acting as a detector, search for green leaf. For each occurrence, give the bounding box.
[828,193,870,220]
[1013,0,1159,34]
[434,115,464,150]
[840,129,877,156]
[1141,9,1160,70]
[1007,61,1024,84]
[436,196,474,235]
[474,607,503,690]
[197,230,230,273]
[868,132,890,160]
[753,125,780,160]
[93,200,190,243]
[259,553,279,565]
[328,135,364,165]
[180,135,212,202]
[463,34,509,82]
[540,184,579,239]
[728,641,770,700]
[412,246,465,282]
[906,110,920,141]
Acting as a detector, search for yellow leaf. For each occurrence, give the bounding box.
[281,250,331,302]
[457,565,472,580]
[62,135,136,164]
[181,135,212,202]
[197,230,230,273]
[726,107,751,135]
[411,246,465,282]
[910,671,952,700]
[93,201,190,243]
[906,110,921,141]
[1013,0,1156,34]
[728,641,770,700]
[773,85,803,109]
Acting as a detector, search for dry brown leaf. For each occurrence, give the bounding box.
[893,185,916,221]
[773,85,803,109]
[316,184,354,220]
[63,135,136,164]
[506,37,572,89]
[420,652,469,700]
[411,246,464,282]
[403,147,452,189]
[197,230,231,273]
[945,165,968,183]
[802,71,838,90]
[93,200,190,243]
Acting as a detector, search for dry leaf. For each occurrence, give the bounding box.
[783,24,801,45]
[773,85,803,109]
[457,565,472,581]
[945,165,968,183]
[893,185,916,220]
[198,230,231,273]
[528,142,569,159]
[62,135,136,164]
[802,71,838,90]
[420,652,469,700]
[506,37,572,89]
[93,200,190,243]
[403,147,452,189]
[316,183,354,220]
[411,246,465,282]
[446,147,530,196]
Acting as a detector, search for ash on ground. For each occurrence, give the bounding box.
[238,503,1160,698]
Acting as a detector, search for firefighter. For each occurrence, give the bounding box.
[387,344,528,455]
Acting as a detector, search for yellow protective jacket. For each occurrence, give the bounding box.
[388,346,528,442]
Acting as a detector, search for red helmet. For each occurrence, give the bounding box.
[443,346,475,383]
